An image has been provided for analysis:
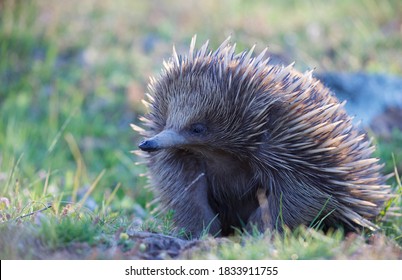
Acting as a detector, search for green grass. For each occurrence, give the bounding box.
[0,0,401,259]
[189,227,401,260]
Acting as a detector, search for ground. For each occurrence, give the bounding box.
[0,0,401,259]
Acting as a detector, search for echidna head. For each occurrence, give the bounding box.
[138,37,278,157]
[138,74,257,155]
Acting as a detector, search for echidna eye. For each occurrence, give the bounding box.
[190,123,207,135]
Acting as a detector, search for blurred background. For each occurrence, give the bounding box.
[1,0,401,223]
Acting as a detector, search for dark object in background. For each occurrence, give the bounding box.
[316,72,402,136]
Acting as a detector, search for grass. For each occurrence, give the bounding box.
[0,0,401,259]
[188,227,401,260]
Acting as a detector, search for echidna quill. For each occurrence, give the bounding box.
[133,36,392,238]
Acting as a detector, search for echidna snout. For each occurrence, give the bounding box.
[138,139,158,152]
[139,130,188,152]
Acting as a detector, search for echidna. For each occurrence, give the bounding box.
[133,36,392,238]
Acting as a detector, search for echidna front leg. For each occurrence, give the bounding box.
[175,171,221,238]
[153,154,221,238]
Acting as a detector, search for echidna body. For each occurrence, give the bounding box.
[135,36,392,238]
